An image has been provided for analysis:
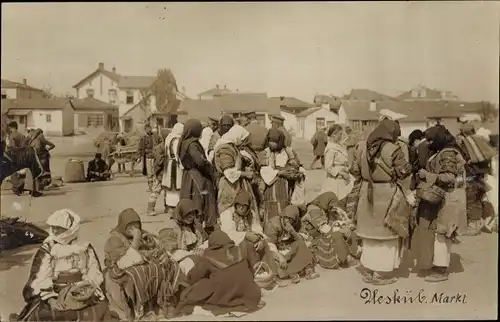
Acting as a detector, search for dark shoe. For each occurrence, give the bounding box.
[417,268,433,278]
[31,191,43,198]
[424,272,449,283]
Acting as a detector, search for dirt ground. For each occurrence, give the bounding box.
[0,136,497,320]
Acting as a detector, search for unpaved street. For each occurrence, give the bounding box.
[0,138,497,320]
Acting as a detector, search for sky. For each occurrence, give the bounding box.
[1,2,499,103]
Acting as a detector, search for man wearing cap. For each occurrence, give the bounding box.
[138,123,163,191]
[270,114,292,147]
[244,111,268,152]
[86,153,111,182]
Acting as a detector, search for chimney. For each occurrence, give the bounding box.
[216,84,220,90]
[280,96,285,101]
[112,67,116,74]
[369,100,376,112]
[22,78,27,86]
[98,62,104,70]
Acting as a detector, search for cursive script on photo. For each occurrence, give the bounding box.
[359,288,468,305]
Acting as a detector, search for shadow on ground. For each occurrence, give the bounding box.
[0,244,38,272]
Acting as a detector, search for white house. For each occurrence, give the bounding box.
[296,105,339,140]
[197,85,232,100]
[2,98,75,136]
[72,62,121,105]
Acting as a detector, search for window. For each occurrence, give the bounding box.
[255,114,265,125]
[157,117,164,127]
[126,91,134,104]
[316,117,326,131]
[86,88,95,98]
[1,94,6,99]
[87,114,104,127]
[109,89,117,104]
[411,90,418,98]
[326,121,335,129]
[46,114,52,123]
[19,116,27,125]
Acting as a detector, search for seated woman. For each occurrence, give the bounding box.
[170,199,209,252]
[264,205,319,284]
[103,208,175,321]
[300,192,360,269]
[175,230,265,317]
[13,209,110,321]
[219,190,279,280]
[87,153,111,182]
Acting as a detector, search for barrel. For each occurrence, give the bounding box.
[64,159,86,183]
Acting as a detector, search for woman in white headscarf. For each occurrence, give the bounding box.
[162,123,185,216]
[13,209,110,321]
[214,124,259,218]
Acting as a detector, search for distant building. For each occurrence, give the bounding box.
[70,97,119,133]
[271,96,315,136]
[72,62,122,106]
[1,98,75,136]
[1,78,46,100]
[197,84,232,100]
[295,105,339,140]
[397,85,459,101]
[342,89,397,102]
[338,100,484,138]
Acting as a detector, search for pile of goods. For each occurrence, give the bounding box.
[65,159,86,183]
[0,216,48,251]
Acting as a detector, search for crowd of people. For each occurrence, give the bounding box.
[7,109,498,321]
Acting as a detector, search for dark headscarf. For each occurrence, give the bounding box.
[177,119,203,161]
[219,115,235,136]
[173,199,199,224]
[115,208,141,236]
[425,125,457,153]
[266,128,286,151]
[408,129,424,147]
[308,192,339,211]
[204,230,243,269]
[366,119,401,160]
[280,205,300,222]
[460,123,476,136]
[233,190,251,207]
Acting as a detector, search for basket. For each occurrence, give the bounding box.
[253,262,274,289]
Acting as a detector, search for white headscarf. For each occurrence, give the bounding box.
[213,124,250,153]
[45,209,81,245]
[165,123,184,150]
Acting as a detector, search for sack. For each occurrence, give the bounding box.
[64,159,86,183]
[418,185,446,204]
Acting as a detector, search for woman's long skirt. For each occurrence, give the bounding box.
[360,238,401,272]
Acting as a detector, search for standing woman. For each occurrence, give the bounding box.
[162,123,184,216]
[412,126,464,282]
[29,128,55,188]
[351,119,413,285]
[322,124,354,204]
[178,119,218,234]
[213,124,259,217]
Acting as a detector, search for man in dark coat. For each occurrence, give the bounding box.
[138,123,163,191]
[309,127,327,169]
[270,115,292,147]
[6,121,28,195]
[87,153,111,182]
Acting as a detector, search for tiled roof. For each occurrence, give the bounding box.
[346,89,397,101]
[296,107,325,118]
[117,76,156,89]
[2,98,73,111]
[1,78,44,92]
[70,97,118,110]
[217,93,280,115]
[198,87,232,97]
[72,69,121,89]
[397,85,459,100]
[341,100,484,122]
[178,93,281,121]
[270,96,314,114]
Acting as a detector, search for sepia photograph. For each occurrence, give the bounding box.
[0,2,498,321]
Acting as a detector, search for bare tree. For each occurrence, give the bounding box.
[42,85,56,99]
[481,101,498,121]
